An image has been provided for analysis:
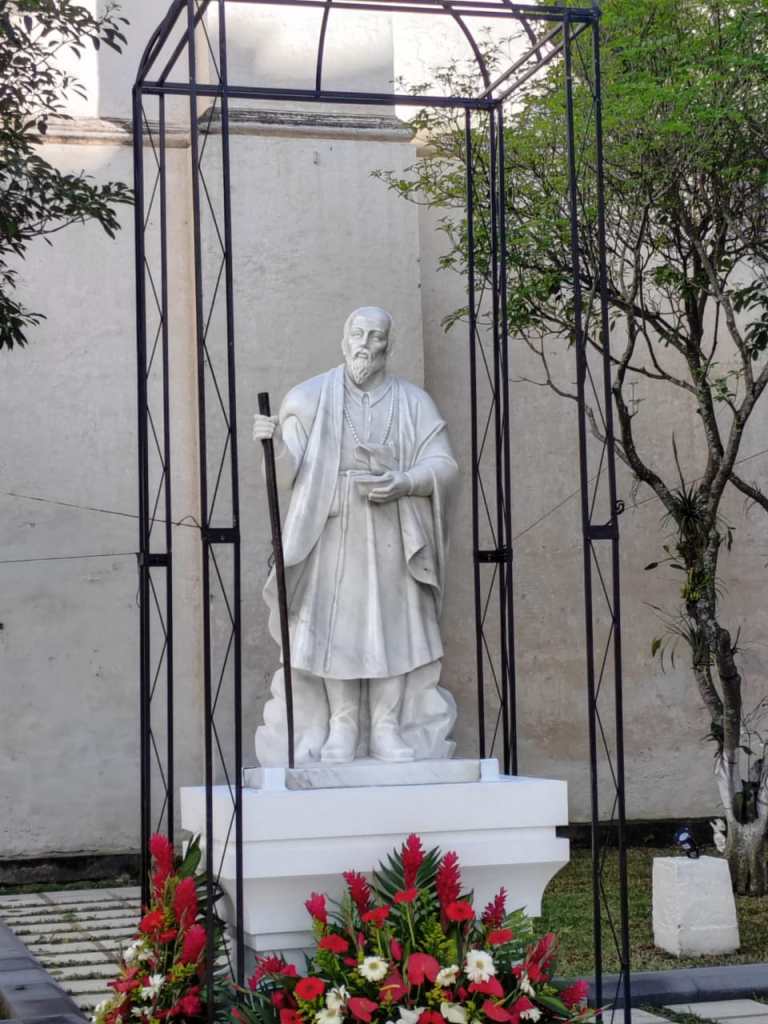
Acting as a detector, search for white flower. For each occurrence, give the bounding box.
[398,1008,426,1024]
[132,1010,148,1020]
[520,1010,541,1022]
[91,999,111,1022]
[518,973,535,998]
[139,973,165,1001]
[123,940,142,965]
[441,1003,468,1024]
[464,949,496,984]
[316,1010,342,1024]
[359,956,389,982]
[436,965,460,987]
[326,987,349,1012]
[711,818,727,854]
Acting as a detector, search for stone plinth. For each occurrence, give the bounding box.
[652,855,740,956]
[180,760,569,956]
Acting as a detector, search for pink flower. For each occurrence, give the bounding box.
[483,1002,512,1023]
[488,928,514,946]
[349,998,379,1022]
[402,834,425,889]
[560,980,589,1008]
[380,970,409,1003]
[406,953,440,986]
[470,979,504,998]
[180,923,207,965]
[305,892,328,924]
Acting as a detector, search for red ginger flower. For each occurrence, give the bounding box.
[488,928,514,946]
[445,900,474,922]
[173,876,198,929]
[319,933,349,954]
[180,923,207,965]
[249,955,297,988]
[394,887,418,904]
[149,833,174,899]
[343,871,372,915]
[296,978,326,1001]
[305,891,328,924]
[401,833,424,889]
[560,980,589,1008]
[139,908,165,934]
[482,887,507,928]
[349,998,379,1023]
[436,851,461,908]
[169,986,202,1018]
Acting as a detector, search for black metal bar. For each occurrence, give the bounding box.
[315,0,333,93]
[217,0,245,983]
[158,0,212,85]
[444,7,490,88]
[185,3,215,1019]
[136,0,186,85]
[212,0,595,18]
[159,93,175,843]
[495,101,517,775]
[258,393,296,770]
[564,15,603,1009]
[133,86,152,908]
[140,80,494,108]
[493,20,590,102]
[465,110,485,761]
[488,106,511,774]
[591,14,631,1019]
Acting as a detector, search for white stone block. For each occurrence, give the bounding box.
[652,855,740,956]
[181,765,569,955]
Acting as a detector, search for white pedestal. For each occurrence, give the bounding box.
[652,855,740,956]
[180,759,569,956]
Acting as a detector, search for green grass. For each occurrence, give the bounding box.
[537,847,768,976]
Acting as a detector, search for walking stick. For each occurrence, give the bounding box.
[258,392,295,769]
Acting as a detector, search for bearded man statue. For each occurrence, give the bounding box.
[253,306,459,765]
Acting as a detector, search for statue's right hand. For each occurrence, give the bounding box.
[253,413,279,442]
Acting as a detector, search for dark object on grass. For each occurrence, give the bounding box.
[674,826,700,859]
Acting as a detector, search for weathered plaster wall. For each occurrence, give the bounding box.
[2,1,767,858]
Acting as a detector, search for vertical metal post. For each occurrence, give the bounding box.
[465,108,485,760]
[133,85,152,909]
[488,106,511,773]
[185,3,215,1017]
[495,101,517,774]
[591,14,631,1018]
[217,0,245,983]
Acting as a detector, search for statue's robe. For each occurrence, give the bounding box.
[263,365,458,681]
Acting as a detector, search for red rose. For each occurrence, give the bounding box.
[349,997,379,1023]
[295,978,326,1001]
[305,892,328,924]
[560,980,589,1008]
[488,929,514,946]
[180,923,207,965]
[362,906,391,927]
[139,909,165,934]
[483,1002,512,1022]
[394,888,419,904]
[406,953,440,985]
[319,934,349,954]
[445,901,474,922]
[469,978,504,998]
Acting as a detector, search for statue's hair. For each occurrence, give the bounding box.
[342,307,394,351]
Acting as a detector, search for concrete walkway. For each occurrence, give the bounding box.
[0,886,140,1013]
[1,888,766,1023]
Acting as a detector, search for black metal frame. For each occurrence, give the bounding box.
[133,0,630,1016]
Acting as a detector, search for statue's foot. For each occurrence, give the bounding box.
[370,726,415,763]
[320,722,358,763]
[321,678,360,763]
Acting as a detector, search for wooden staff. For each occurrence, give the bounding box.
[258,392,295,769]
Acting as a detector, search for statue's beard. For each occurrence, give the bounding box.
[346,350,383,386]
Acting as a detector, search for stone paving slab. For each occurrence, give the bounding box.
[666,1003,768,1022]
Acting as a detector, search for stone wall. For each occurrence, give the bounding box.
[2,0,766,859]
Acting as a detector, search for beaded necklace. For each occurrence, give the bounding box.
[343,381,396,447]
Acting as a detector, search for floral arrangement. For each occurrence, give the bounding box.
[233,835,591,1024]
[93,835,224,1024]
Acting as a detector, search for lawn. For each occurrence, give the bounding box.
[537,847,768,977]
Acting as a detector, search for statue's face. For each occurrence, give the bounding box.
[342,311,390,386]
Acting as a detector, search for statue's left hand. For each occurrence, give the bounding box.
[367,470,411,504]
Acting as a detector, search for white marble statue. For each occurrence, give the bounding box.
[253,307,459,765]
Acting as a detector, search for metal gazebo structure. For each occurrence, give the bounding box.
[133,0,630,1017]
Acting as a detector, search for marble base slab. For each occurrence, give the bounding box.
[653,856,740,956]
[243,757,498,790]
[181,765,569,956]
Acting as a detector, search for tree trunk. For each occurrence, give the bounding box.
[725,818,768,896]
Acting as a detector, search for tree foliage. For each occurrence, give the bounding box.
[0,1,133,350]
[379,0,768,890]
